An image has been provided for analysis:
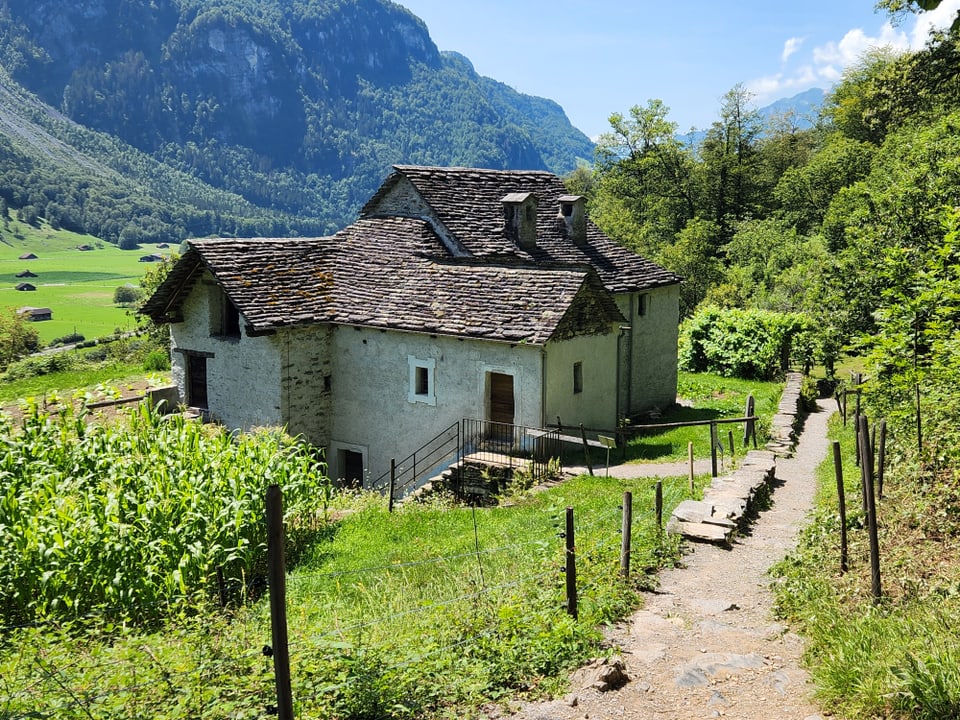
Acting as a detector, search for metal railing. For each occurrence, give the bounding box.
[460,418,561,483]
[369,422,460,499]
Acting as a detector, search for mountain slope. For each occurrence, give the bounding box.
[0,0,594,234]
[0,67,322,245]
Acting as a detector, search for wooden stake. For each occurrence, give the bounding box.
[266,485,294,720]
[579,424,594,476]
[858,416,882,603]
[565,507,577,618]
[832,441,848,575]
[620,492,633,578]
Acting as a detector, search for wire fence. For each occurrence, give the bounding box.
[2,478,689,720]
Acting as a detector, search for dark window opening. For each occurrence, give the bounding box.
[573,362,583,394]
[187,354,208,409]
[415,366,430,396]
[638,294,648,317]
[323,374,332,392]
[223,298,241,337]
[341,450,364,488]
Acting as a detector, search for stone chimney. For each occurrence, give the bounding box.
[501,192,538,250]
[558,195,586,245]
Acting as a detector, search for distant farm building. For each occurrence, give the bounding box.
[15,270,37,278]
[19,252,37,260]
[16,282,36,291]
[17,306,52,321]
[139,253,165,262]
[156,243,170,249]
[77,244,94,251]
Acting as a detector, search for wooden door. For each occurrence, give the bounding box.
[489,372,515,425]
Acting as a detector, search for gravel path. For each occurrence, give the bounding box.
[502,399,835,720]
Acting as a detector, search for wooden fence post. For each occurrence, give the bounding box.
[266,485,294,720]
[579,424,594,477]
[688,442,694,493]
[388,459,396,513]
[710,422,718,478]
[854,391,862,467]
[743,394,756,447]
[564,507,577,619]
[832,441,848,575]
[620,492,633,578]
[858,416,882,603]
[654,481,663,531]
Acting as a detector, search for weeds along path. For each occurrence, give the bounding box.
[503,399,835,720]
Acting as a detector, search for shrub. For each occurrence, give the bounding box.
[678,306,814,380]
[143,348,170,371]
[113,285,140,305]
[2,351,81,381]
[49,332,85,347]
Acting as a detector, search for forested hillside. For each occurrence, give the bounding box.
[0,0,593,237]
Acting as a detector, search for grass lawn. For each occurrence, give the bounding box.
[564,372,784,468]
[0,220,165,344]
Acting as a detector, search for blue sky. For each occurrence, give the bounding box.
[397,1,960,139]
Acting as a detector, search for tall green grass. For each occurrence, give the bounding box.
[771,413,960,718]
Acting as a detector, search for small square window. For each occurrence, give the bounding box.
[573,361,583,394]
[408,356,436,406]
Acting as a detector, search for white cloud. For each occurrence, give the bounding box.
[782,36,804,63]
[910,0,960,48]
[747,4,960,106]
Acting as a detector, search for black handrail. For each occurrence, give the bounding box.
[369,422,460,497]
[461,418,561,483]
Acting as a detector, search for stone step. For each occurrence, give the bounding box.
[668,374,805,544]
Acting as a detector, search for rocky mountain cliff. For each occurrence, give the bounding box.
[0,0,593,232]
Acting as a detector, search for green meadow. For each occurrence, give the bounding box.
[0,220,166,344]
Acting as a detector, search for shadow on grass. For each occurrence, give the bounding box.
[621,406,728,463]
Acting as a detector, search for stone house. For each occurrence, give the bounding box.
[142,166,681,484]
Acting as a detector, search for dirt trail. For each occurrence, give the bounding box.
[502,399,834,720]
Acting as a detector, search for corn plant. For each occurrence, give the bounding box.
[0,401,328,628]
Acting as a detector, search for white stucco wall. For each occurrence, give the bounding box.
[169,273,283,431]
[544,330,620,431]
[328,325,543,484]
[615,284,681,415]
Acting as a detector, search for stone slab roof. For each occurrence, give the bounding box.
[142,216,625,344]
[362,165,682,294]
